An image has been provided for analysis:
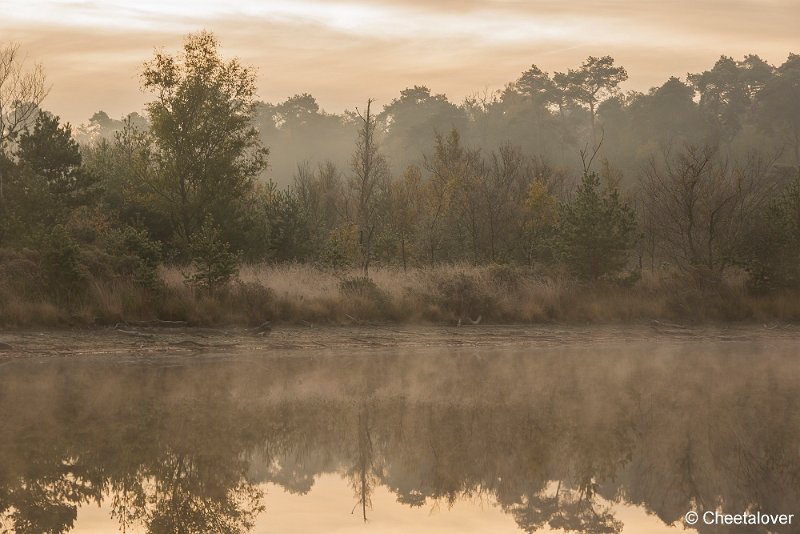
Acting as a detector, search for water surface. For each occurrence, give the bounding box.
[1,335,798,533]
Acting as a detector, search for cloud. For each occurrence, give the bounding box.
[1,0,797,124]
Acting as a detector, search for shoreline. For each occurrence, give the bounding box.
[2,322,798,359]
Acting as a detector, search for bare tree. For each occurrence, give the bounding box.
[389,164,423,271]
[479,143,527,262]
[350,99,389,276]
[421,129,464,263]
[0,42,49,202]
[294,160,346,258]
[641,144,780,281]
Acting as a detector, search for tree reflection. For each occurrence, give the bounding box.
[1,342,800,533]
[347,402,378,522]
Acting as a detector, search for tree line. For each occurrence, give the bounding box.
[1,32,799,299]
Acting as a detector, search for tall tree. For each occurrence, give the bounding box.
[0,43,48,156]
[10,113,95,234]
[18,113,82,194]
[555,56,628,140]
[422,128,480,263]
[757,54,800,165]
[388,164,423,270]
[631,77,703,148]
[688,55,774,143]
[478,144,528,262]
[0,42,48,240]
[350,99,389,276]
[515,65,559,108]
[141,31,268,252]
[641,145,779,280]
[497,65,561,157]
[559,171,637,280]
[745,170,800,289]
[379,86,465,174]
[274,93,320,128]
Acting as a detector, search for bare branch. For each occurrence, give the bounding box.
[0,42,49,147]
[579,127,605,173]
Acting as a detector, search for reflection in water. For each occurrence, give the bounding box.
[1,339,799,533]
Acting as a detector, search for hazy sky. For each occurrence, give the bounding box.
[2,0,798,125]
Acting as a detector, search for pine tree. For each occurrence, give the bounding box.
[558,172,637,280]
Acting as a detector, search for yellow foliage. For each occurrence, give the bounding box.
[524,181,557,229]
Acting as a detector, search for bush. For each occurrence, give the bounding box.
[0,248,44,307]
[40,225,88,302]
[429,270,492,320]
[485,264,525,291]
[558,172,637,280]
[743,172,800,291]
[186,219,240,291]
[105,225,162,289]
[339,276,384,301]
[229,281,276,324]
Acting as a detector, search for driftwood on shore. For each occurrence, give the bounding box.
[120,320,189,328]
[113,327,155,339]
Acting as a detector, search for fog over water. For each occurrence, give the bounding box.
[2,338,799,533]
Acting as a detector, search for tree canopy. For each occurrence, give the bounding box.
[141,31,268,252]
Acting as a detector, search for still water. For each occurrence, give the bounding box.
[1,335,799,533]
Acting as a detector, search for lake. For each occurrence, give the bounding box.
[1,328,798,533]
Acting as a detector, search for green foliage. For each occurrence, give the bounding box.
[744,172,800,290]
[141,31,268,252]
[20,114,98,209]
[559,172,637,280]
[6,44,800,324]
[186,218,239,291]
[522,180,559,268]
[81,117,175,245]
[18,113,81,186]
[554,55,628,136]
[41,225,88,301]
[105,226,163,288]
[379,86,466,164]
[318,225,356,270]
[0,248,41,300]
[261,182,312,262]
[689,55,774,141]
[9,114,99,236]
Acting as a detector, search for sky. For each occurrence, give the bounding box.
[1,0,798,125]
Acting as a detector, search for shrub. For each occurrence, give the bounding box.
[339,276,384,301]
[40,225,88,302]
[743,172,800,291]
[105,225,162,288]
[558,172,637,280]
[429,270,492,320]
[229,281,276,323]
[186,218,240,291]
[485,264,524,291]
[0,248,42,299]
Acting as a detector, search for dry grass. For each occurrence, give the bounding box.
[1,262,799,328]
